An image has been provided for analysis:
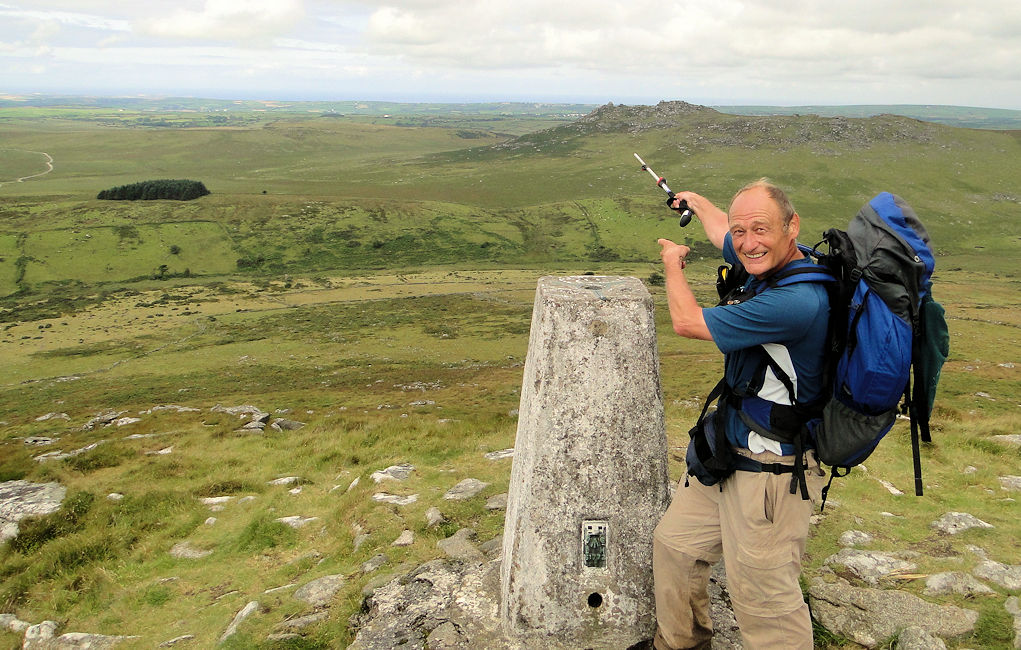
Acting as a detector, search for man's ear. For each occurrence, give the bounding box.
[787,212,801,238]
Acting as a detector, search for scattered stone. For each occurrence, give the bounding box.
[145,446,174,456]
[205,517,217,526]
[211,404,264,417]
[479,534,504,558]
[82,410,125,430]
[158,634,196,647]
[35,412,69,422]
[275,611,328,631]
[923,571,996,597]
[107,493,124,501]
[22,621,59,648]
[963,465,978,474]
[22,619,138,649]
[897,625,948,650]
[169,541,212,559]
[263,583,297,594]
[240,419,267,431]
[0,613,30,633]
[288,487,302,495]
[199,496,234,508]
[931,512,994,535]
[992,434,1021,446]
[143,404,200,414]
[838,530,874,547]
[293,575,345,608]
[1000,475,1021,491]
[877,479,904,496]
[371,492,418,506]
[34,440,107,463]
[114,416,142,427]
[371,464,416,483]
[973,559,1021,590]
[823,548,916,586]
[23,436,57,446]
[809,578,979,648]
[268,476,302,486]
[123,432,166,440]
[276,515,319,529]
[352,523,370,552]
[425,506,445,528]
[270,418,305,431]
[362,554,388,573]
[0,480,67,542]
[483,448,514,460]
[443,478,489,500]
[1005,597,1021,650]
[437,528,483,563]
[346,476,360,492]
[266,633,302,642]
[392,530,414,546]
[219,601,259,643]
[965,544,988,558]
[485,493,508,510]
[238,495,257,504]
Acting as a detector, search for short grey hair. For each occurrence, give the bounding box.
[730,178,796,227]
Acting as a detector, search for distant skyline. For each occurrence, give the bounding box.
[2,1,1020,110]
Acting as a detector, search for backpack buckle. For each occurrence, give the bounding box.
[850,267,862,283]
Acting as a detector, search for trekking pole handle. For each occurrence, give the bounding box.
[634,153,693,227]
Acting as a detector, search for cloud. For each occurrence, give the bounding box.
[1,0,1019,107]
[138,0,305,44]
[0,4,130,33]
[352,0,1021,88]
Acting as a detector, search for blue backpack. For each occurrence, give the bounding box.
[810,192,949,503]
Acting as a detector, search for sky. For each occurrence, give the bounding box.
[2,0,1021,109]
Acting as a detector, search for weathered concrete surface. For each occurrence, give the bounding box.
[501,276,670,648]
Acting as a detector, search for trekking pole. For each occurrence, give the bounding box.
[634,153,694,227]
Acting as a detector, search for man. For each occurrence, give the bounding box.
[653,179,829,649]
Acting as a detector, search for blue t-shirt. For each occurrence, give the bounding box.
[702,234,829,452]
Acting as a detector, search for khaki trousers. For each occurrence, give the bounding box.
[652,451,823,650]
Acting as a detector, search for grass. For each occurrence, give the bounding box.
[0,103,1019,647]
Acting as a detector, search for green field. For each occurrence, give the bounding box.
[1,100,1020,648]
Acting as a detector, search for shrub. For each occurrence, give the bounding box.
[97,179,210,201]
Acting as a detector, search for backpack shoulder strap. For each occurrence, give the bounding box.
[760,261,836,292]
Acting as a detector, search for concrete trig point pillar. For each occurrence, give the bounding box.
[501,275,671,648]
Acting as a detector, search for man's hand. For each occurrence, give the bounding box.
[668,191,729,250]
[658,238,689,269]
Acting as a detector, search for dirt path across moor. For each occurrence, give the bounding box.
[0,150,54,187]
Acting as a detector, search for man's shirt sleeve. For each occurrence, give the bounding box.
[703,285,817,354]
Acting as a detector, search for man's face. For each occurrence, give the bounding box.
[728,186,800,278]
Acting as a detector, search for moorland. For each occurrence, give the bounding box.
[1,98,1020,648]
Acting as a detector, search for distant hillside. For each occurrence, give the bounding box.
[2,94,1019,129]
[714,104,1021,130]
